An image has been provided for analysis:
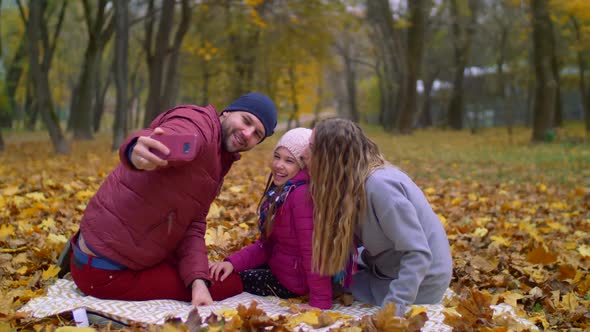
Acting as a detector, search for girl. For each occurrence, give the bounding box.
[209,128,332,309]
[303,118,452,316]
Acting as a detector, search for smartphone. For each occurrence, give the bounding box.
[150,134,198,161]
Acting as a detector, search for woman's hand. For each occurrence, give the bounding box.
[209,261,234,281]
[191,279,213,306]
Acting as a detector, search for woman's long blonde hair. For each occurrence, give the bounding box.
[310,118,386,275]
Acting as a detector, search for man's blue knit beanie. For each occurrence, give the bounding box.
[223,92,278,138]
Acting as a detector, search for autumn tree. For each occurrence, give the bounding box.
[25,0,69,154]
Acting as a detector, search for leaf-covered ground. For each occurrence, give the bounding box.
[0,125,589,331]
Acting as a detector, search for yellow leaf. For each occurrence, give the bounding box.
[546,221,568,232]
[410,306,428,317]
[560,292,578,310]
[16,266,28,274]
[424,187,436,195]
[577,244,590,257]
[47,233,68,244]
[550,201,568,210]
[55,328,97,332]
[42,265,61,280]
[472,227,488,238]
[2,186,19,196]
[0,224,15,240]
[437,214,447,227]
[564,242,577,250]
[229,186,243,193]
[207,202,222,219]
[214,307,238,319]
[25,192,46,201]
[537,183,547,192]
[205,226,231,248]
[285,311,319,329]
[40,217,56,230]
[501,292,524,308]
[75,190,95,201]
[491,235,511,246]
[468,193,478,201]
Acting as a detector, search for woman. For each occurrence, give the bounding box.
[304,118,452,316]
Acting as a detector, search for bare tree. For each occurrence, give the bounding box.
[143,0,191,126]
[398,0,428,134]
[366,0,404,131]
[69,0,114,140]
[530,0,556,142]
[447,0,479,130]
[112,0,129,150]
[26,0,70,154]
[571,16,590,135]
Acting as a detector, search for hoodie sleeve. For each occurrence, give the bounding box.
[366,177,433,310]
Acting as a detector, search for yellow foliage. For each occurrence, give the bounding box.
[42,265,60,281]
[0,224,15,240]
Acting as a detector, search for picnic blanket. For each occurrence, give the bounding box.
[19,279,536,331]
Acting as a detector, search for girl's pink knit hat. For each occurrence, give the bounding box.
[274,127,312,168]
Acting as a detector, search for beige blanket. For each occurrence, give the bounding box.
[19,279,535,331]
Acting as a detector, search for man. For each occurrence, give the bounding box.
[63,92,277,306]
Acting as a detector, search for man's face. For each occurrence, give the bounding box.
[220,111,265,152]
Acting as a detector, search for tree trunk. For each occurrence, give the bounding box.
[417,77,434,128]
[93,63,112,132]
[366,0,401,132]
[144,0,191,126]
[5,37,27,124]
[448,0,478,130]
[70,0,114,140]
[551,33,562,127]
[27,0,69,154]
[398,0,426,134]
[571,17,590,135]
[287,63,299,130]
[343,56,358,122]
[225,0,261,99]
[531,0,556,142]
[112,0,129,150]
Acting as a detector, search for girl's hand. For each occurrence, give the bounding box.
[209,261,234,281]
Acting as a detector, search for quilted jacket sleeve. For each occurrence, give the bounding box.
[176,218,210,287]
[118,106,213,170]
[226,239,271,272]
[290,186,333,309]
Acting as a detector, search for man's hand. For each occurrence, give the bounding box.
[209,261,234,282]
[191,279,213,306]
[131,127,170,170]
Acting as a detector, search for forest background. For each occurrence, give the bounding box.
[0,0,589,331]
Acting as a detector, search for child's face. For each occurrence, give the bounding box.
[271,147,301,186]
